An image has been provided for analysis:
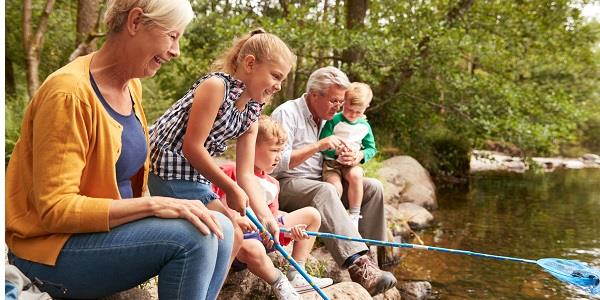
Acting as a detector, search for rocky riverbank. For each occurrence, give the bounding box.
[470,150,600,173]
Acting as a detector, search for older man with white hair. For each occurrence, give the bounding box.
[271,66,397,296]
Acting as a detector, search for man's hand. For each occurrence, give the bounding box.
[317,136,346,152]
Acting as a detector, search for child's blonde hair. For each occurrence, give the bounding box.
[212,28,296,74]
[257,115,287,146]
[345,82,373,106]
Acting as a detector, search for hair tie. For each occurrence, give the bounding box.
[250,28,266,36]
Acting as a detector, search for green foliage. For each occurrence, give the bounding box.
[419,125,472,179]
[5,0,600,174]
[363,156,383,180]
[580,114,600,153]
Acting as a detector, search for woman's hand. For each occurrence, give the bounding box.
[288,224,309,241]
[150,196,225,239]
[234,215,256,233]
[225,185,249,216]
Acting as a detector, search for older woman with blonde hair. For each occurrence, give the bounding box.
[6,1,235,299]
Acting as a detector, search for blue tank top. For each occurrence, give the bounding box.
[90,72,148,199]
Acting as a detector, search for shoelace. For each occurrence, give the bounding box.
[358,259,379,282]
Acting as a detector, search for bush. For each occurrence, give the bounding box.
[580,115,600,153]
[420,126,472,180]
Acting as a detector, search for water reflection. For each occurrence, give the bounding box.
[394,169,600,299]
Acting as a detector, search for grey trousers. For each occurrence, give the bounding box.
[277,177,387,267]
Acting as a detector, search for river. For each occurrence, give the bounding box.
[394,169,600,299]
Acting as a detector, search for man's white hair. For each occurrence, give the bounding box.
[306,66,351,94]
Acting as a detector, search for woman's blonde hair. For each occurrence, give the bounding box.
[257,115,287,146]
[345,82,373,106]
[104,0,194,35]
[212,28,296,74]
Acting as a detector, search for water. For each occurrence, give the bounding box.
[394,169,600,299]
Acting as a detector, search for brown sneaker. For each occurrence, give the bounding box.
[348,255,397,296]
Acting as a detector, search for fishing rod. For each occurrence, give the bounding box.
[280,228,600,296]
[245,209,330,300]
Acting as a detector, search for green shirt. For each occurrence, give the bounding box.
[319,112,377,163]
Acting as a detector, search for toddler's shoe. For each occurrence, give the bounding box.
[288,272,334,293]
[272,275,302,300]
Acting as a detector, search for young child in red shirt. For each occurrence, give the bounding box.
[213,116,333,299]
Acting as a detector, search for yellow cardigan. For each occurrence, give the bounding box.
[5,53,150,266]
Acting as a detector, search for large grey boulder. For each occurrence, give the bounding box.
[378,156,437,210]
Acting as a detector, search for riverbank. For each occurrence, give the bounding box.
[470,150,600,173]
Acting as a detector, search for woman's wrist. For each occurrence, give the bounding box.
[144,196,161,217]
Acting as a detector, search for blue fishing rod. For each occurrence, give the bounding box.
[245,209,330,300]
[280,228,600,296]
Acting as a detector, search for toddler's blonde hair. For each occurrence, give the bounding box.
[345,82,373,106]
[257,115,287,146]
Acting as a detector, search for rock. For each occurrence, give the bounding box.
[560,159,584,169]
[101,288,152,300]
[378,156,437,210]
[101,277,158,300]
[398,281,432,300]
[582,153,599,161]
[393,203,434,230]
[219,245,348,299]
[219,269,270,299]
[302,282,372,299]
[309,247,352,283]
[372,287,402,300]
[400,184,437,210]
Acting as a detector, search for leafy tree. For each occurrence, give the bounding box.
[5,0,600,175]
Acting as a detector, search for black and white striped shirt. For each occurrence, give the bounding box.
[149,72,264,184]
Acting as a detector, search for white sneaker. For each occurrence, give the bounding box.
[272,276,302,300]
[350,214,362,230]
[288,272,334,294]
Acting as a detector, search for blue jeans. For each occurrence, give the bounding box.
[9,216,234,300]
[148,173,218,205]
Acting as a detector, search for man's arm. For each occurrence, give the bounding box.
[271,103,345,171]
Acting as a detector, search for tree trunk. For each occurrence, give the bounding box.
[70,0,102,61]
[284,64,296,100]
[342,0,367,79]
[5,56,17,97]
[346,0,367,30]
[76,0,100,49]
[278,0,289,17]
[23,0,56,98]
